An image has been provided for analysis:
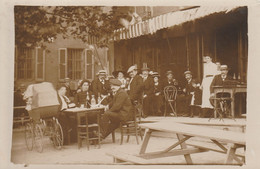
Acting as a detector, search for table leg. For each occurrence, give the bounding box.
[231,91,235,118]
[176,134,193,164]
[139,128,152,155]
[225,143,236,164]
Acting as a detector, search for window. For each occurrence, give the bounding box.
[15,47,45,80]
[35,47,45,81]
[59,48,94,80]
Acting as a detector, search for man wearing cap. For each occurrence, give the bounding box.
[141,65,154,117]
[162,70,179,89]
[126,65,143,104]
[209,65,234,118]
[91,70,110,98]
[210,65,233,94]
[182,71,201,117]
[100,79,134,139]
[161,70,179,116]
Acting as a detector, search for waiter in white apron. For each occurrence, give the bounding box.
[200,56,218,117]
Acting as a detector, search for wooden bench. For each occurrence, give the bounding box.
[107,121,245,165]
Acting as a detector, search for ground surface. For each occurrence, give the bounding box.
[10,117,246,165]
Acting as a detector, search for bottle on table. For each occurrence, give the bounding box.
[91,95,96,107]
[97,93,102,105]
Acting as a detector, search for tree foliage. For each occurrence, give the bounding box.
[15,6,131,48]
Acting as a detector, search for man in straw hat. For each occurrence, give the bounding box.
[91,70,110,99]
[126,65,143,105]
[209,65,235,118]
[210,65,234,95]
[100,78,134,139]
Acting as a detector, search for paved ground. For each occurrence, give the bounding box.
[10,117,246,165]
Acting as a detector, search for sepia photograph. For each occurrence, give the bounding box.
[1,1,260,168]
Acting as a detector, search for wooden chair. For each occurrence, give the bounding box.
[119,104,143,145]
[209,96,234,122]
[163,86,178,117]
[77,110,101,150]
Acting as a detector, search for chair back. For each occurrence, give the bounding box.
[164,86,178,102]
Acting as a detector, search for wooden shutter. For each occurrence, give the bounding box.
[84,49,94,80]
[35,47,45,81]
[59,48,67,80]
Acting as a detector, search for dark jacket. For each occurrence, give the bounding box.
[74,90,93,108]
[143,76,154,96]
[109,88,134,122]
[154,82,163,95]
[91,77,110,97]
[128,75,143,102]
[210,74,233,93]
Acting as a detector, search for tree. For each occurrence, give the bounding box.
[14,6,132,48]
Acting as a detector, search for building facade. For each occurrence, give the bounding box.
[14,34,110,90]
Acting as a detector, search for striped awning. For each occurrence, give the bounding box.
[113,6,240,41]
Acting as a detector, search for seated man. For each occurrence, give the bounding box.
[100,79,134,139]
[209,65,233,118]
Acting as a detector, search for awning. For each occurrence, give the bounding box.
[113,6,240,41]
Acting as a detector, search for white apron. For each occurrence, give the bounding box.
[201,62,218,108]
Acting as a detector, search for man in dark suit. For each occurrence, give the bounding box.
[209,65,234,118]
[210,65,234,95]
[91,70,110,98]
[141,65,154,117]
[100,79,134,139]
[161,70,179,116]
[126,65,143,104]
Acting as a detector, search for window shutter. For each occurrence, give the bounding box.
[85,49,94,80]
[35,47,45,81]
[59,48,67,80]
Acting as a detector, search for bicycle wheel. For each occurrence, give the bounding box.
[24,123,34,151]
[34,124,44,153]
[52,120,63,149]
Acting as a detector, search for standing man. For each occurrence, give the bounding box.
[126,65,143,105]
[141,65,154,117]
[181,71,194,117]
[200,56,218,117]
[91,70,110,99]
[100,79,134,139]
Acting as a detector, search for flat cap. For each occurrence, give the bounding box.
[166,70,173,75]
[127,65,137,73]
[152,72,160,77]
[109,78,122,86]
[184,71,192,75]
[98,70,107,75]
[220,65,228,70]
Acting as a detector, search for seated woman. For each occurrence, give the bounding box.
[57,84,77,145]
[74,80,97,125]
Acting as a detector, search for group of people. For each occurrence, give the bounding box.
[14,55,235,145]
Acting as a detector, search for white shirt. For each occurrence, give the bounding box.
[59,94,68,111]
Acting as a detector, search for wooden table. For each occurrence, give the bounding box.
[213,85,247,118]
[107,121,245,165]
[64,107,105,148]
